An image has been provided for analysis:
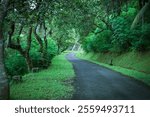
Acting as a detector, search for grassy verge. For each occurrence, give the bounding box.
[77,52,150,86]
[10,53,75,100]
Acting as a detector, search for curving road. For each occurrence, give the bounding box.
[66,53,150,100]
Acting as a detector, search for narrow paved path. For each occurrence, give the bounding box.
[66,53,150,100]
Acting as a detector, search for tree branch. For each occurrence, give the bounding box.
[131,0,150,29]
[26,27,32,53]
[17,25,24,44]
[33,23,43,52]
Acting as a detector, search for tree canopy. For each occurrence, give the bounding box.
[0,0,150,99]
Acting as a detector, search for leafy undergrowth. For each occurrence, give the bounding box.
[10,53,75,100]
[77,51,150,86]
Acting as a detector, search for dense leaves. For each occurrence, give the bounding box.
[83,0,150,53]
[1,0,150,76]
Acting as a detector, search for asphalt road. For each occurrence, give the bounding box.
[66,53,150,100]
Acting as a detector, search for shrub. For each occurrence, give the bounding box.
[131,24,150,51]
[5,37,58,76]
[30,38,58,68]
[5,49,28,76]
[83,29,112,53]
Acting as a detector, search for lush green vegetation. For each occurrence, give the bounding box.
[10,53,75,99]
[77,52,150,86]
[82,1,150,53]
[0,0,150,99]
[5,38,58,76]
[78,0,150,85]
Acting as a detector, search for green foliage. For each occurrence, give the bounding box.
[111,16,132,52]
[131,24,150,51]
[3,0,150,77]
[5,49,28,76]
[121,7,137,22]
[10,53,75,99]
[83,29,112,53]
[31,37,58,68]
[5,36,58,76]
[47,38,58,58]
[83,33,95,52]
[94,30,112,52]
[83,2,150,53]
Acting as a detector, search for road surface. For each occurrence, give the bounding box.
[66,53,150,100]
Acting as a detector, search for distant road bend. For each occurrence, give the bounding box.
[66,53,150,100]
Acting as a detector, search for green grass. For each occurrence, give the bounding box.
[10,53,75,100]
[77,51,150,86]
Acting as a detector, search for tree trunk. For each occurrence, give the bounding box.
[0,24,9,100]
[25,27,33,72]
[131,0,150,29]
[43,21,48,58]
[0,0,10,99]
[24,53,33,72]
[57,44,61,54]
[33,24,43,53]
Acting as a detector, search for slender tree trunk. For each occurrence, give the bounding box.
[131,0,150,29]
[0,0,9,99]
[25,27,33,71]
[0,24,9,100]
[24,53,33,72]
[57,44,60,54]
[43,21,48,58]
[33,24,43,53]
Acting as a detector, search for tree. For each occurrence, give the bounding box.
[7,23,33,71]
[131,0,150,29]
[0,0,10,99]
